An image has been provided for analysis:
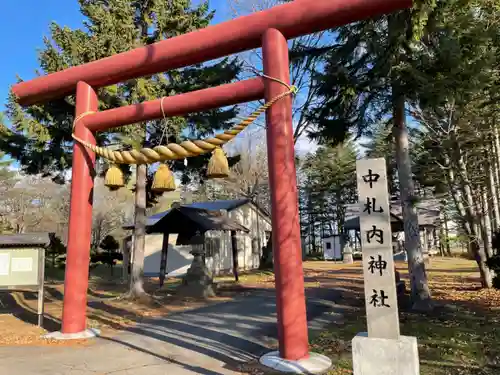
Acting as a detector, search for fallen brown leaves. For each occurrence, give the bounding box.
[305,257,500,375]
[420,258,500,310]
[0,277,237,347]
[1,254,499,375]
[0,314,91,347]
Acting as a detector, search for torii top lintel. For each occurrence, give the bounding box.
[13,0,411,106]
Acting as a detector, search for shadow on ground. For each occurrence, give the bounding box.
[97,288,343,373]
[0,291,61,332]
[0,285,344,374]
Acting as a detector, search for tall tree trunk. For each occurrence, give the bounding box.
[438,213,445,256]
[129,164,148,298]
[444,154,472,236]
[392,94,432,310]
[480,184,493,258]
[493,125,500,204]
[450,180,491,287]
[460,179,482,261]
[449,146,494,288]
[454,143,489,255]
[487,149,500,232]
[471,240,493,288]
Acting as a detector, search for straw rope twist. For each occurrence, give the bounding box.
[71,76,296,165]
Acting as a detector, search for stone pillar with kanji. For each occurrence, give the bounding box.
[351,158,420,375]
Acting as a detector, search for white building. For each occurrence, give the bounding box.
[124,199,272,277]
[322,235,343,260]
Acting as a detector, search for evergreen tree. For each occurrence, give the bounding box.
[306,2,436,310]
[361,122,399,196]
[2,0,241,298]
[308,0,500,292]
[301,140,358,239]
[0,153,16,234]
[0,116,17,233]
[47,233,67,269]
[407,0,500,287]
[0,114,17,173]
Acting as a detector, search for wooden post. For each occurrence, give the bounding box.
[201,232,206,265]
[438,217,445,257]
[231,230,239,282]
[159,232,170,287]
[37,248,45,328]
[122,237,130,282]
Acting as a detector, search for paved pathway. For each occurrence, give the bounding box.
[0,289,342,374]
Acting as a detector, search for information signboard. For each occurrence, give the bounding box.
[0,233,48,327]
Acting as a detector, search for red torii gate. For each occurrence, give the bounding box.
[13,0,410,361]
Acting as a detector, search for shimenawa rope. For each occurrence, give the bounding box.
[71,75,297,165]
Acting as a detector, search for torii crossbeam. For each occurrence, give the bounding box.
[12,0,411,362]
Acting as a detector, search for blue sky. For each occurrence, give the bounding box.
[0,0,228,112]
[0,1,83,111]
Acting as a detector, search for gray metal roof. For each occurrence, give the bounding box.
[344,204,403,232]
[185,199,250,212]
[390,199,441,227]
[0,233,51,248]
[148,206,250,234]
[344,199,441,231]
[126,210,173,229]
[123,199,257,230]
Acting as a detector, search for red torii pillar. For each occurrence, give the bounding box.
[263,28,309,359]
[61,82,98,333]
[11,0,411,361]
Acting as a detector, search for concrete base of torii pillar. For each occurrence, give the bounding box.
[44,328,100,340]
[260,351,332,374]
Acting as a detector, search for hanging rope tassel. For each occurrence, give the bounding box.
[152,163,176,192]
[207,147,229,179]
[105,165,125,190]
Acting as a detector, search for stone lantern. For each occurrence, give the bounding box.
[177,231,216,298]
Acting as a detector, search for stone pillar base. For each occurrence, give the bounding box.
[352,333,419,375]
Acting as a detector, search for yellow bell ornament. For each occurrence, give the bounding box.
[152,163,176,193]
[104,165,125,191]
[206,147,229,179]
